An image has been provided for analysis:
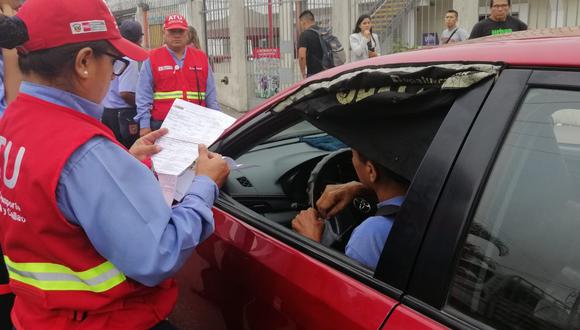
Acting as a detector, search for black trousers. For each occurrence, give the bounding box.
[102,107,140,149]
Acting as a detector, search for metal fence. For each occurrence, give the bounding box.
[244,0,332,101]
[244,0,379,103]
[205,1,231,73]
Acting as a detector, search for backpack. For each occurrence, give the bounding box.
[308,27,345,69]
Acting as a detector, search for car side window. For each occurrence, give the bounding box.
[445,88,580,329]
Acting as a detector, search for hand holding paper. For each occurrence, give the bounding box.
[196,144,230,188]
[151,99,236,204]
[152,99,237,176]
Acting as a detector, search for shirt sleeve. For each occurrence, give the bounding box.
[298,31,309,49]
[56,136,219,287]
[0,56,6,115]
[204,61,221,111]
[469,23,483,39]
[458,28,469,41]
[135,59,154,129]
[349,34,366,58]
[118,59,139,94]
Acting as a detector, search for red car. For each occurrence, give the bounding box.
[170,29,580,330]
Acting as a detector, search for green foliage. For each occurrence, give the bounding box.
[391,39,417,53]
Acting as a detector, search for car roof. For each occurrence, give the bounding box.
[330,27,580,73]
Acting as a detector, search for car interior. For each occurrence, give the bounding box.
[218,63,501,258]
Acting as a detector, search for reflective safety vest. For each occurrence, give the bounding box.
[150,46,209,121]
[0,94,177,329]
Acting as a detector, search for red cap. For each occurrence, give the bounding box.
[16,0,148,61]
[164,14,188,30]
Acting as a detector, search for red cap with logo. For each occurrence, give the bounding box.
[164,14,188,30]
[16,0,148,61]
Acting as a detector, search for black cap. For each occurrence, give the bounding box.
[120,20,143,44]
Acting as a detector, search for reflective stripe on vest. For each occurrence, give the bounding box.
[153,91,206,100]
[4,256,126,292]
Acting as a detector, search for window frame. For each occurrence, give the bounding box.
[403,69,580,328]
[210,68,497,299]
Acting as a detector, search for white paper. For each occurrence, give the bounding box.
[174,168,196,201]
[152,99,237,176]
[157,173,178,206]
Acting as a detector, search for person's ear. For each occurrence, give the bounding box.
[74,47,94,80]
[367,161,378,183]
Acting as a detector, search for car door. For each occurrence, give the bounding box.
[168,64,497,330]
[387,69,580,329]
[169,110,401,330]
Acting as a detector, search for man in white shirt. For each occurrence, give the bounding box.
[440,10,468,45]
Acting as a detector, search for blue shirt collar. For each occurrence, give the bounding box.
[377,195,405,208]
[20,81,104,120]
[165,45,187,63]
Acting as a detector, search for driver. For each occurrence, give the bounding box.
[292,148,409,270]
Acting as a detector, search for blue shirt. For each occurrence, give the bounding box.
[0,54,7,116]
[102,57,139,109]
[20,81,219,287]
[135,47,220,128]
[345,196,405,270]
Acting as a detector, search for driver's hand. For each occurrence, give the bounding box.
[316,181,369,219]
[292,208,324,242]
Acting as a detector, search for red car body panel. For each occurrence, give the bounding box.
[383,305,449,330]
[170,209,397,329]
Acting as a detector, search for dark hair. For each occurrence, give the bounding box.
[446,9,459,18]
[0,14,28,49]
[19,40,111,82]
[299,10,314,22]
[355,150,410,187]
[353,14,373,34]
[188,26,201,49]
[490,0,510,7]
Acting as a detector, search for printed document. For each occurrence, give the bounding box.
[152,99,237,176]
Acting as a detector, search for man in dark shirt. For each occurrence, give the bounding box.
[298,10,323,78]
[469,0,527,39]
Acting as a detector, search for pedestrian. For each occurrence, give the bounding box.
[1,0,230,329]
[102,20,143,148]
[440,10,468,44]
[188,25,201,49]
[349,14,381,62]
[0,0,23,116]
[135,14,220,137]
[298,10,324,78]
[469,0,527,39]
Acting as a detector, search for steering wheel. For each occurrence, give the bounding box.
[306,148,377,251]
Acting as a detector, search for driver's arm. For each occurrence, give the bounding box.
[316,181,372,219]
